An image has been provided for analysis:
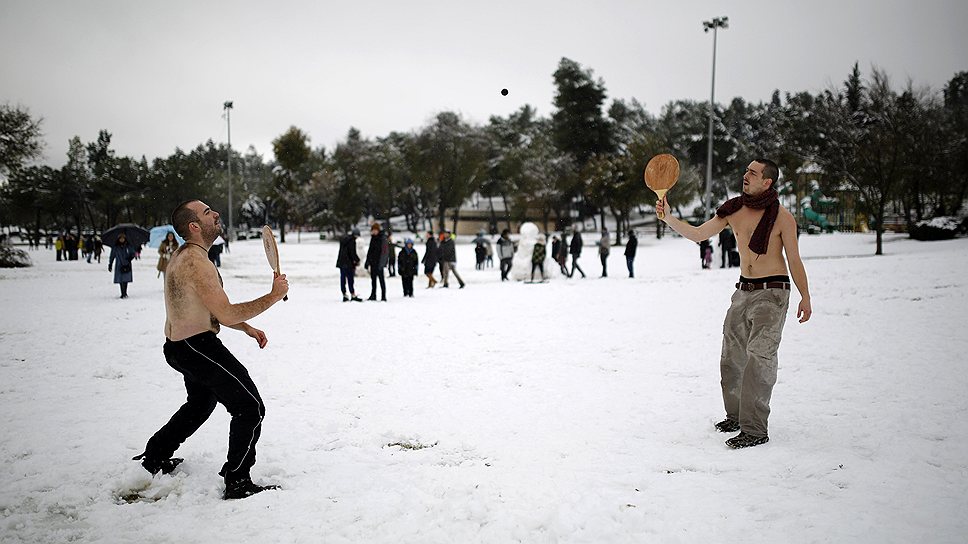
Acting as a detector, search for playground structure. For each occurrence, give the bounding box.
[800,181,835,233]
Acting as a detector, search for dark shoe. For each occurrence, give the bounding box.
[715,419,740,433]
[725,432,769,449]
[223,478,281,500]
[381,297,387,302]
[134,454,183,475]
[351,296,362,302]
[342,294,349,302]
[459,283,466,289]
[442,284,449,288]
[367,295,377,301]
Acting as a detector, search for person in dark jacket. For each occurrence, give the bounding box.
[699,239,713,269]
[497,229,515,281]
[386,230,397,277]
[365,222,389,301]
[718,227,737,268]
[624,230,638,278]
[569,228,586,278]
[396,238,419,297]
[336,228,363,302]
[530,236,547,281]
[65,232,79,261]
[598,227,610,278]
[555,233,569,275]
[208,242,223,267]
[438,231,465,288]
[108,233,136,298]
[84,233,95,263]
[422,230,438,288]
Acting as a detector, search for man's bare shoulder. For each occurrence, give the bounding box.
[171,247,211,272]
[777,206,798,231]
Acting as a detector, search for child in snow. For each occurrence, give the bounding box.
[531,236,547,281]
[397,238,419,297]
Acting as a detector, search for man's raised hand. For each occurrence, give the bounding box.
[271,273,289,301]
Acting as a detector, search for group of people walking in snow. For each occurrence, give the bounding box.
[335,222,465,303]
[335,222,650,301]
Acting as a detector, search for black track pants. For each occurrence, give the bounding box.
[144,332,265,483]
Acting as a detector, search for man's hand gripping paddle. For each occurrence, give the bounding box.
[644,154,680,220]
[262,225,288,301]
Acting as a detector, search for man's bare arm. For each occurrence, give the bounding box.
[657,197,728,242]
[779,211,812,323]
[192,259,287,326]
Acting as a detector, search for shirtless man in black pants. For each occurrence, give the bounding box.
[133,200,288,499]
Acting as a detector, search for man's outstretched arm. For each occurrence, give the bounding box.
[656,197,728,242]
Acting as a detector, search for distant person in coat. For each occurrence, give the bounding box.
[719,227,737,268]
[337,228,363,302]
[208,242,222,267]
[65,232,79,261]
[438,231,465,288]
[699,239,713,269]
[422,230,439,288]
[555,233,569,275]
[365,222,389,301]
[397,238,419,297]
[93,236,103,263]
[386,230,397,277]
[84,233,95,263]
[569,227,586,278]
[530,236,547,282]
[497,229,515,281]
[625,230,638,278]
[108,233,136,298]
[598,227,610,278]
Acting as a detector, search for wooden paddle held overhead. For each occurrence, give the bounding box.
[644,154,680,219]
[262,225,288,301]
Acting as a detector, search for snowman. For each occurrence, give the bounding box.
[510,222,557,281]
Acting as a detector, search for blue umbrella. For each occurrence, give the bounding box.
[149,225,184,248]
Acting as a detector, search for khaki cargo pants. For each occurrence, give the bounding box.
[720,287,790,437]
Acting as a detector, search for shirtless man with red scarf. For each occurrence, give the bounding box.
[656,158,812,448]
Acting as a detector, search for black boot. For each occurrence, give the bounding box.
[133,453,183,475]
[725,432,769,449]
[714,419,740,433]
[223,477,281,500]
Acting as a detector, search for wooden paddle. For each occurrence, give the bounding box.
[644,154,680,219]
[262,225,288,301]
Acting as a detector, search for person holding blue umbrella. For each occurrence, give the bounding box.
[156,231,180,278]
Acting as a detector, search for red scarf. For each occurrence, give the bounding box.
[715,188,780,256]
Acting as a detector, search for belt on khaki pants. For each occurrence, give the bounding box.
[735,282,791,291]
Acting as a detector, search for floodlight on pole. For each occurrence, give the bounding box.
[702,16,728,220]
[223,101,233,241]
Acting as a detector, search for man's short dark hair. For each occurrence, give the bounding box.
[753,158,780,186]
[171,200,199,239]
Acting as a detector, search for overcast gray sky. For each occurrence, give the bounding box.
[2,0,965,166]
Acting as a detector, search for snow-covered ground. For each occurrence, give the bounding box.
[1,231,966,543]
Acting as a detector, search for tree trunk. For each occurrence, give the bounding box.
[874,200,885,256]
[451,206,461,234]
[501,194,512,231]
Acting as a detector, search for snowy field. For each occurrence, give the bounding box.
[1,230,966,543]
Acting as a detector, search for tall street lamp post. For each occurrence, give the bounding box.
[223,101,234,241]
[703,16,728,219]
